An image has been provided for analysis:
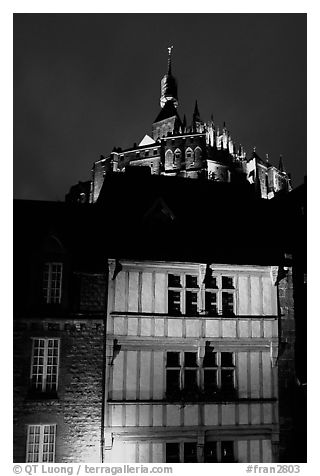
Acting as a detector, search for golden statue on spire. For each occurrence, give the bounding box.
[168,45,173,55]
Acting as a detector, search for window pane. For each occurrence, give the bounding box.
[184,369,197,390]
[184,352,197,367]
[221,352,234,367]
[205,292,218,315]
[168,291,181,315]
[204,369,218,395]
[168,274,181,287]
[222,292,234,315]
[166,370,180,395]
[221,369,235,390]
[205,275,217,289]
[184,442,197,463]
[166,443,180,463]
[204,442,218,462]
[203,350,217,367]
[186,275,198,288]
[222,276,234,289]
[167,352,180,367]
[221,441,234,462]
[186,291,198,315]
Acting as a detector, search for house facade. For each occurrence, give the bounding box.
[104,259,280,463]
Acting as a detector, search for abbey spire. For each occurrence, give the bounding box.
[160,46,178,108]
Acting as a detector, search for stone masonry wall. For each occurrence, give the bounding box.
[80,274,106,312]
[13,318,105,463]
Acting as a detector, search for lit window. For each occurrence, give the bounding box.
[30,338,60,393]
[43,263,63,304]
[26,425,56,462]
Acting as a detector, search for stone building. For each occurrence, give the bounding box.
[13,200,106,462]
[90,48,291,203]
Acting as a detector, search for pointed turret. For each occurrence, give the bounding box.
[278,155,284,172]
[192,100,204,133]
[193,100,201,123]
[160,46,178,108]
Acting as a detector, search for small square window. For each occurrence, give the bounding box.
[203,350,217,367]
[221,352,234,367]
[205,275,217,289]
[167,352,180,367]
[168,274,181,287]
[184,352,198,367]
[186,275,198,288]
[222,276,234,289]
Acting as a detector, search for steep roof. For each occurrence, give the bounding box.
[154,100,181,123]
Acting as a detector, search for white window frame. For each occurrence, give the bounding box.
[204,275,236,316]
[167,273,200,315]
[26,424,57,462]
[167,272,237,316]
[43,262,63,304]
[166,350,235,396]
[30,338,60,393]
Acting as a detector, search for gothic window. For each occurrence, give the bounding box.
[194,146,202,162]
[165,149,174,170]
[185,147,194,162]
[173,148,181,165]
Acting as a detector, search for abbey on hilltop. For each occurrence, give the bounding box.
[89,47,292,203]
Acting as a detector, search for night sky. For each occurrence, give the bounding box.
[13,13,306,201]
